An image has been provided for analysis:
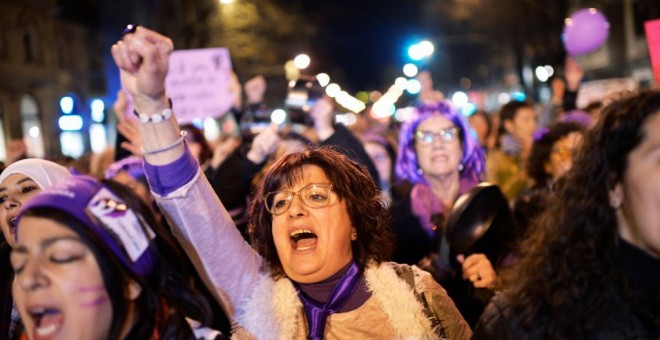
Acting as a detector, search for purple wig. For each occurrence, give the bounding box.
[396,100,485,185]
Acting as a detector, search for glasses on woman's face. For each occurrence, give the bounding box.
[415,127,459,145]
[551,146,575,161]
[264,183,334,215]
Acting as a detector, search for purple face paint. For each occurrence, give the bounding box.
[80,296,109,308]
[78,285,105,293]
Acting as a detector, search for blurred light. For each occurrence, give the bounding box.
[512,92,526,101]
[406,79,421,94]
[372,102,396,118]
[271,109,287,125]
[459,77,472,90]
[89,124,107,153]
[293,54,310,69]
[545,65,554,77]
[58,115,83,131]
[316,73,330,87]
[461,103,477,116]
[498,93,511,104]
[335,112,357,126]
[403,63,418,77]
[60,132,84,158]
[394,77,408,91]
[408,40,434,61]
[203,118,220,141]
[325,83,341,97]
[29,126,40,138]
[418,40,434,56]
[452,91,468,107]
[394,107,414,122]
[60,96,74,114]
[356,91,369,103]
[284,60,300,81]
[220,0,234,3]
[91,99,105,122]
[535,66,549,82]
[189,119,202,130]
[408,44,424,61]
[369,91,382,102]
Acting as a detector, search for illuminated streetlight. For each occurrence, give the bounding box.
[408,40,435,61]
[451,91,468,107]
[418,40,434,56]
[316,73,330,87]
[293,54,311,69]
[406,79,421,94]
[271,109,287,125]
[535,66,549,82]
[403,63,418,77]
[325,83,341,97]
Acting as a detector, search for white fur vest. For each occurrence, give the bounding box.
[231,262,442,339]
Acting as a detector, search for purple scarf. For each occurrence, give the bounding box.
[293,261,362,339]
[410,177,476,238]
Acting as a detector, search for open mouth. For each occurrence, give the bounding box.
[290,229,318,251]
[29,307,63,339]
[8,217,17,234]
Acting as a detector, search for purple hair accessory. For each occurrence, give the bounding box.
[105,156,145,180]
[533,127,550,141]
[17,176,155,279]
[560,110,593,128]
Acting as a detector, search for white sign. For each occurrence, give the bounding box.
[165,48,234,123]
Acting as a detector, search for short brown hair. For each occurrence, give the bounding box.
[248,146,394,279]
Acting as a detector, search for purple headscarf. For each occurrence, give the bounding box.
[396,100,486,185]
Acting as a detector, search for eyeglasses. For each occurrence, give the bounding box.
[264,183,334,215]
[414,127,459,144]
[550,146,575,161]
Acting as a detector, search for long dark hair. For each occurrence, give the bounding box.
[22,179,214,339]
[500,90,660,337]
[248,146,394,279]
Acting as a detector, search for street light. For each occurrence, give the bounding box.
[407,40,434,61]
[293,54,310,69]
[402,63,418,77]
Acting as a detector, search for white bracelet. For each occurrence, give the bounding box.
[142,131,187,155]
[133,98,173,124]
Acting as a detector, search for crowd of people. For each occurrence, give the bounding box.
[0,25,658,339]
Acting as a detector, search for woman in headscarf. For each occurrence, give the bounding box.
[0,159,71,340]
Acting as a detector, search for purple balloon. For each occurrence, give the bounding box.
[562,8,610,56]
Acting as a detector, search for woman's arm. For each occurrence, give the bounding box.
[111,26,262,313]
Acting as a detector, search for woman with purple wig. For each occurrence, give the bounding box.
[390,100,498,326]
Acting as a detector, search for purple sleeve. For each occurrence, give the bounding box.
[143,143,199,197]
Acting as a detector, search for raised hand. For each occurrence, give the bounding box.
[244,75,266,105]
[246,124,281,164]
[111,26,181,165]
[111,26,173,111]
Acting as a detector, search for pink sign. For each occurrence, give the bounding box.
[645,19,660,85]
[122,48,234,123]
[166,48,234,123]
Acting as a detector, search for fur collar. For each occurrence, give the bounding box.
[232,262,436,339]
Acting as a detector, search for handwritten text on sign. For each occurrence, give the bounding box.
[165,48,233,123]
